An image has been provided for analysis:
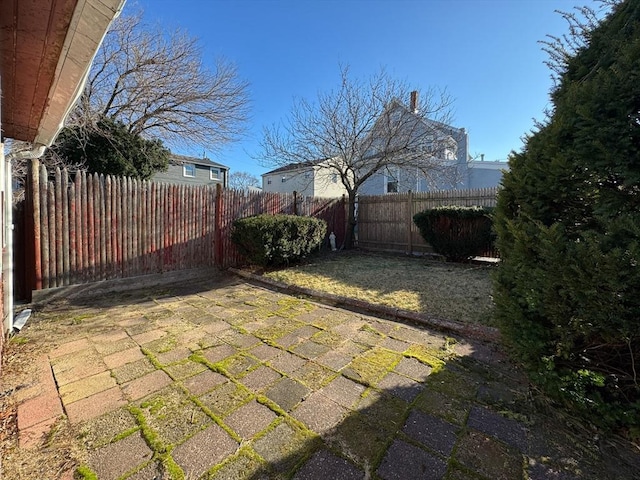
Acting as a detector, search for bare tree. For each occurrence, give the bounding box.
[229,171,261,191]
[259,66,455,248]
[70,13,250,153]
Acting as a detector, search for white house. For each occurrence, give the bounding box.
[262,91,507,197]
[262,160,347,198]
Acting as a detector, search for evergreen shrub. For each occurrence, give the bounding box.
[413,206,494,262]
[493,1,640,432]
[231,214,327,267]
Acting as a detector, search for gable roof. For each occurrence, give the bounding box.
[262,160,322,176]
[169,153,228,169]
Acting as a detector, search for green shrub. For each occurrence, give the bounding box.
[231,214,327,267]
[413,206,494,262]
[493,1,640,432]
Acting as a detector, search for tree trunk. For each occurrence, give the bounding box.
[344,191,357,249]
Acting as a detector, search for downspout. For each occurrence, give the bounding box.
[3,145,47,333]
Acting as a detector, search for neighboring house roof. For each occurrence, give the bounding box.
[262,160,322,176]
[169,153,228,170]
[0,0,127,147]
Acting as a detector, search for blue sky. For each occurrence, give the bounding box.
[132,0,603,178]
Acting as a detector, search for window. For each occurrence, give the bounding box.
[304,172,311,179]
[183,164,195,177]
[267,179,272,185]
[281,176,287,183]
[385,167,400,193]
[331,174,338,183]
[210,167,220,180]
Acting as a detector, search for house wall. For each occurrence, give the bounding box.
[467,161,507,189]
[312,170,347,198]
[360,122,471,195]
[153,163,227,187]
[262,168,315,196]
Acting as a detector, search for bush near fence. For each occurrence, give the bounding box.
[231,214,327,267]
[413,206,495,262]
[356,188,499,256]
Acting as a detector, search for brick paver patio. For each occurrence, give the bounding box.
[1,271,638,479]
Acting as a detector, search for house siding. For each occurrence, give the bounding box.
[467,162,507,189]
[153,163,227,187]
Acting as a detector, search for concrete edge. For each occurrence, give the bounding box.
[228,267,501,344]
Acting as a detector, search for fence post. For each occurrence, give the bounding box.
[293,191,298,215]
[407,190,413,255]
[214,183,223,268]
[26,159,41,297]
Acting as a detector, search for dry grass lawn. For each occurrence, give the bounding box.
[264,251,497,326]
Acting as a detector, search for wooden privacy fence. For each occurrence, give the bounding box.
[19,159,346,298]
[356,188,498,254]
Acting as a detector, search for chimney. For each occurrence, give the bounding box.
[410,90,419,113]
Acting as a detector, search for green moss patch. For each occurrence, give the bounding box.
[405,344,447,372]
[137,386,211,446]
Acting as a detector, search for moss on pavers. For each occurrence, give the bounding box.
[217,330,262,349]
[253,319,305,343]
[414,389,471,426]
[217,353,260,378]
[143,309,175,322]
[341,348,403,386]
[223,399,278,439]
[142,335,178,355]
[87,431,153,480]
[289,362,336,390]
[205,446,269,479]
[311,330,345,348]
[424,367,481,400]
[79,407,139,449]
[181,370,228,396]
[356,390,410,434]
[112,357,157,384]
[328,412,391,470]
[171,422,239,480]
[239,365,282,393]
[163,360,208,381]
[252,421,319,476]
[270,297,315,319]
[137,386,211,446]
[453,431,524,480]
[291,340,331,359]
[264,377,310,412]
[404,344,447,371]
[199,382,253,417]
